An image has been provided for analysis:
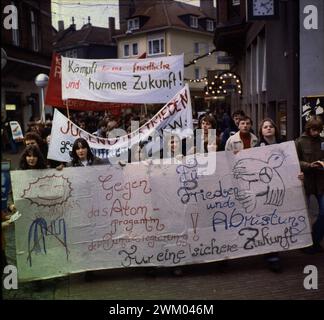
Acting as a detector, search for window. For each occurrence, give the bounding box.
[194,43,199,55]
[206,68,210,78]
[190,16,198,28]
[205,43,210,54]
[124,44,130,57]
[148,38,164,56]
[194,67,200,80]
[206,20,214,32]
[132,43,138,56]
[12,27,19,46]
[65,49,78,58]
[228,0,241,19]
[30,10,39,51]
[127,17,139,31]
[10,1,19,46]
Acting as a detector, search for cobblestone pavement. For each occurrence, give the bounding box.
[2,235,324,300]
[2,150,324,300]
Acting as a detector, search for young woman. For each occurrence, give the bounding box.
[63,138,106,282]
[67,138,105,167]
[257,118,281,146]
[19,145,47,170]
[256,118,305,272]
[188,114,220,155]
[256,118,283,272]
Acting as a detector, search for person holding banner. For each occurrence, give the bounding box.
[296,117,324,254]
[1,212,13,278]
[187,114,219,155]
[225,116,258,153]
[19,145,47,170]
[24,132,48,162]
[66,138,106,167]
[257,118,282,146]
[57,138,107,281]
[128,141,149,163]
[220,109,246,150]
[256,118,284,272]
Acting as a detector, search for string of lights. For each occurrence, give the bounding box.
[185,77,208,83]
[204,71,242,97]
[184,48,217,67]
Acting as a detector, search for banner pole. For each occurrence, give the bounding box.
[66,100,70,119]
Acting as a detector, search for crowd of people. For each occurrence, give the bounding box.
[1,107,323,281]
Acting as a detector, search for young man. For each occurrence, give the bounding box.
[296,117,324,254]
[225,116,258,152]
[220,110,246,150]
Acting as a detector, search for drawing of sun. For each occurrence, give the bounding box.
[22,175,73,207]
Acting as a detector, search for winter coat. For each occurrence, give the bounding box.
[67,156,105,167]
[295,133,324,195]
[256,137,283,147]
[225,131,258,151]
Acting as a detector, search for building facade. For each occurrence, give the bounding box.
[1,0,53,131]
[214,0,300,140]
[299,0,324,134]
[53,17,117,59]
[116,0,224,113]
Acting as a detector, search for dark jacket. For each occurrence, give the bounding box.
[220,121,239,151]
[67,156,105,167]
[256,137,283,147]
[295,133,324,195]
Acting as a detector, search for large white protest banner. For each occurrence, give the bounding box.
[48,84,193,163]
[11,141,312,281]
[61,54,184,103]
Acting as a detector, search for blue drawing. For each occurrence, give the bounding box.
[27,217,69,267]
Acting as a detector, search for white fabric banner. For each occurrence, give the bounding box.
[61,55,184,103]
[11,141,312,281]
[48,85,193,163]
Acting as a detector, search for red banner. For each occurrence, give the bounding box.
[45,53,138,112]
